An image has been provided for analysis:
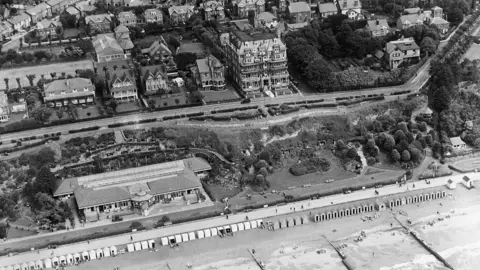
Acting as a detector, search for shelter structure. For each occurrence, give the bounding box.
[447,179,456,189]
[463,176,474,189]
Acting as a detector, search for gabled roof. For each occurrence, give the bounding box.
[431,16,448,25]
[288,1,310,13]
[85,14,111,24]
[114,24,129,33]
[463,176,470,182]
[66,6,80,15]
[47,0,65,6]
[338,0,361,10]
[26,3,51,15]
[118,11,137,20]
[140,64,167,83]
[37,18,61,29]
[386,38,419,53]
[0,21,13,32]
[168,5,194,15]
[196,55,222,73]
[404,7,420,14]
[450,136,465,145]
[144,8,163,17]
[366,19,389,32]
[318,3,337,13]
[93,33,124,55]
[8,13,31,25]
[109,68,136,90]
[257,12,276,22]
[147,174,201,195]
[399,13,428,24]
[447,179,453,184]
[143,37,172,56]
[74,186,131,208]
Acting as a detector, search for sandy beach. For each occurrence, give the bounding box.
[74,186,480,270]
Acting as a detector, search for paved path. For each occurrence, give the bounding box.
[1,172,476,267]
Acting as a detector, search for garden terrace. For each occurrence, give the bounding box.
[121,128,169,143]
[189,109,264,122]
[64,132,115,150]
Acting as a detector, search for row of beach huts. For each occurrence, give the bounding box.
[0,219,264,270]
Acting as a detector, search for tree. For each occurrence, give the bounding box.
[147,99,156,109]
[4,78,8,90]
[431,86,451,112]
[34,166,57,196]
[191,91,204,103]
[420,37,437,56]
[258,167,269,177]
[174,52,197,70]
[394,130,407,143]
[391,149,401,162]
[104,96,118,112]
[401,150,411,161]
[0,223,7,239]
[35,192,56,210]
[305,57,335,91]
[383,133,396,151]
[26,74,36,87]
[45,141,62,162]
[15,77,21,89]
[31,107,52,124]
[254,174,265,186]
[448,8,464,25]
[175,98,180,106]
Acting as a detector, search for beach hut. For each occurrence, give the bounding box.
[96,248,104,258]
[224,225,232,233]
[161,237,169,246]
[73,253,81,263]
[301,215,309,224]
[168,236,176,245]
[13,265,20,270]
[273,220,280,230]
[279,218,287,229]
[175,234,183,243]
[243,222,251,230]
[369,204,374,211]
[294,216,302,226]
[20,263,28,270]
[339,209,344,217]
[327,211,332,219]
[148,239,155,249]
[314,214,320,222]
[257,219,264,228]
[375,201,386,211]
[237,223,245,231]
[134,242,142,251]
[110,246,117,256]
[463,176,474,189]
[210,228,218,236]
[66,254,74,264]
[89,250,97,260]
[81,251,89,261]
[52,257,59,267]
[127,244,135,252]
[59,255,66,265]
[35,260,43,269]
[204,229,211,237]
[188,232,196,240]
[250,220,258,229]
[181,233,189,242]
[103,247,111,257]
[141,241,149,250]
[333,210,338,219]
[197,230,205,239]
[6,266,13,270]
[217,226,225,235]
[286,217,295,227]
[29,262,36,269]
[231,224,238,232]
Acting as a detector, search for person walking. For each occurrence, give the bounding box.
[130,236,133,241]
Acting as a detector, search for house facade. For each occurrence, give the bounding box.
[168,5,195,24]
[0,21,13,41]
[385,37,420,70]
[430,7,449,34]
[47,0,68,15]
[108,68,138,101]
[25,3,52,24]
[224,31,290,97]
[340,0,362,19]
[365,19,389,37]
[193,55,225,91]
[141,37,177,72]
[36,19,62,39]
[318,3,337,18]
[118,11,138,27]
[203,1,225,21]
[140,65,169,95]
[288,2,311,23]
[44,78,96,107]
[93,33,126,62]
[144,8,163,24]
[7,13,32,31]
[85,14,112,34]
[235,0,265,18]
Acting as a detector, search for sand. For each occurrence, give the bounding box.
[74,187,480,270]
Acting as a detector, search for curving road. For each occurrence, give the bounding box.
[0,60,431,143]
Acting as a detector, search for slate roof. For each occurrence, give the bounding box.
[37,18,61,29]
[399,13,428,25]
[85,14,111,24]
[431,16,449,25]
[44,78,94,97]
[318,3,337,13]
[386,38,419,53]
[288,2,310,13]
[140,64,167,82]
[74,186,131,208]
[257,12,276,22]
[26,3,51,15]
[47,0,65,6]
[66,6,80,15]
[93,33,124,56]
[147,172,201,195]
[404,7,420,14]
[8,13,31,25]
[450,137,465,146]
[168,5,194,15]
[366,19,388,32]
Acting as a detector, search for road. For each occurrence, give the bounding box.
[1,171,475,267]
[0,60,431,143]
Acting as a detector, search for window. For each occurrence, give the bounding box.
[61,91,66,95]
[72,88,77,93]
[84,87,89,91]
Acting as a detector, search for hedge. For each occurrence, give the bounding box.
[391,90,411,96]
[68,126,100,134]
[1,136,60,154]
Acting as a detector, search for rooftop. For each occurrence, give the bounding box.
[404,7,420,14]
[288,2,310,13]
[8,13,31,25]
[233,31,277,42]
[26,3,50,15]
[44,77,93,94]
[93,33,124,56]
[37,18,61,29]
[366,19,389,32]
[85,14,111,24]
[450,137,465,146]
[318,2,337,13]
[386,37,419,53]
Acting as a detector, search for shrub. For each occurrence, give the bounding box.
[289,165,307,176]
[366,157,376,165]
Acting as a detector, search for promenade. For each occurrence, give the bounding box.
[1,171,475,268]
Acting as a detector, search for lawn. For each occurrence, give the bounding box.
[76,105,101,119]
[203,87,240,103]
[0,60,94,90]
[116,101,143,113]
[463,43,480,61]
[0,112,27,127]
[203,183,241,201]
[267,149,357,191]
[48,109,73,122]
[451,157,480,171]
[6,227,37,240]
[63,28,81,39]
[154,94,187,108]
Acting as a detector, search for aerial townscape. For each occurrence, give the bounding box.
[1,0,480,268]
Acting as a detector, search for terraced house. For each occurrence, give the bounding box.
[143,8,163,23]
[108,67,138,101]
[44,78,96,107]
[192,55,225,91]
[140,65,169,95]
[235,0,265,18]
[47,0,68,15]
[7,13,31,31]
[25,3,52,24]
[203,0,225,21]
[224,31,290,98]
[118,11,138,26]
[168,5,194,24]
[86,14,112,33]
[36,19,62,39]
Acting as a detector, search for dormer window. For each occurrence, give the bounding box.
[72,89,77,93]
[61,91,66,95]
[84,87,89,92]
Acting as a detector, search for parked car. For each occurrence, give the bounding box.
[112,215,123,222]
[325,179,335,183]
